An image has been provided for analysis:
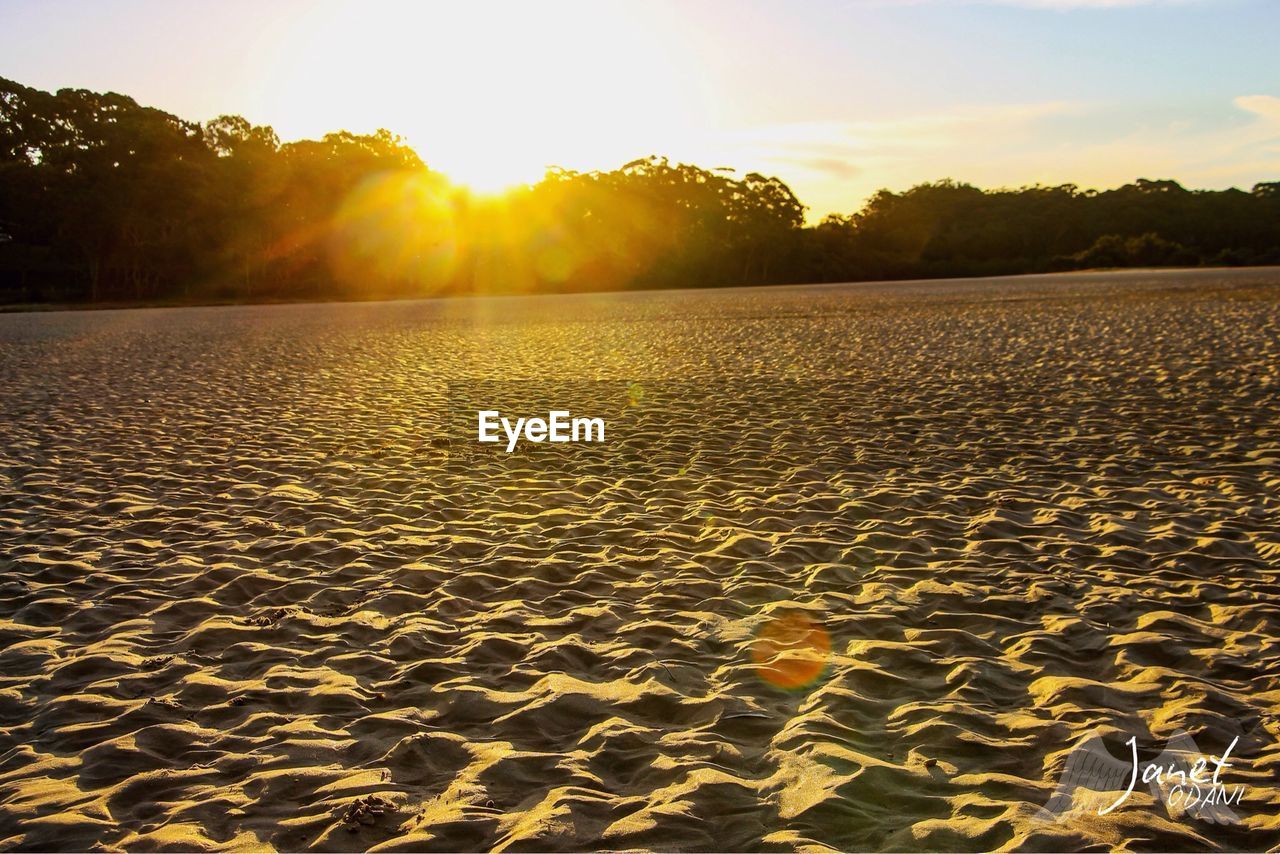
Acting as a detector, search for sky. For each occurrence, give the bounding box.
[1,0,1277,219]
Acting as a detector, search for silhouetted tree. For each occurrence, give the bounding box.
[1,76,1278,306]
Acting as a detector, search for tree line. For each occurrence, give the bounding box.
[2,75,1278,306]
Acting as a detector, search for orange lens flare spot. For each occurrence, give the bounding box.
[327,170,460,295]
[751,611,831,690]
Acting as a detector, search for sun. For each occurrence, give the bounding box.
[421,135,547,197]
[264,1,708,196]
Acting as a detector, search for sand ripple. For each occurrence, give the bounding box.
[2,269,1279,850]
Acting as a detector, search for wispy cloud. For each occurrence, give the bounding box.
[1235,95,1280,123]
[848,0,1201,8]
[697,95,1280,218]
[981,0,1191,6]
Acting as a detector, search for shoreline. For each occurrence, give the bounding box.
[4,264,1279,315]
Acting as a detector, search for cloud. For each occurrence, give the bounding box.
[849,0,1200,7]
[700,100,1078,184]
[977,0,1189,6]
[1235,95,1280,123]
[772,156,863,180]
[693,95,1280,219]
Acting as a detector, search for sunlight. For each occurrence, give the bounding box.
[264,0,709,194]
[327,170,461,295]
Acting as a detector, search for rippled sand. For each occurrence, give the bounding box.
[2,269,1279,851]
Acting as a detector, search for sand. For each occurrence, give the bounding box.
[1,268,1279,851]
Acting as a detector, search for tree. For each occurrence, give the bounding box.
[1,74,1278,306]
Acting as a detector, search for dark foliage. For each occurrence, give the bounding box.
[2,77,1278,305]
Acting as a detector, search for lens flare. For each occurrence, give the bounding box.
[328,170,460,296]
[752,610,831,691]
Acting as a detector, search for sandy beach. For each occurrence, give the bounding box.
[1,268,1279,851]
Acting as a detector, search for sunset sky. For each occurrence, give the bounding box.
[1,0,1277,218]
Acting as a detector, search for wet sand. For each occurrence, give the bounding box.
[1,268,1279,851]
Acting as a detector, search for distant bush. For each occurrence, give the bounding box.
[1066,233,1200,269]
